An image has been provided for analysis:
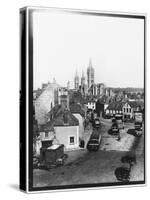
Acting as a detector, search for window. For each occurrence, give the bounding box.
[69,136,75,145]
[45,132,49,138]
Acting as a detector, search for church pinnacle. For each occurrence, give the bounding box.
[74,69,79,90]
[87,58,94,88]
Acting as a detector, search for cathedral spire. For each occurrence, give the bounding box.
[81,69,85,86]
[75,69,79,77]
[87,58,94,88]
[74,69,79,90]
[82,70,85,77]
[89,58,92,69]
[67,80,70,90]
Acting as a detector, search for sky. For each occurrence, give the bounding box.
[33,10,144,90]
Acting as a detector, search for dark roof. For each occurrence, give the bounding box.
[40,109,79,132]
[40,124,54,132]
[53,110,79,126]
[128,101,144,109]
[106,102,124,111]
[70,103,85,118]
[46,104,62,119]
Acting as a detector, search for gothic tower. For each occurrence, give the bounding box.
[87,58,94,88]
[67,80,70,90]
[81,70,85,87]
[74,70,79,90]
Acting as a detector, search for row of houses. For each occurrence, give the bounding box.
[87,99,144,120]
[34,84,144,155]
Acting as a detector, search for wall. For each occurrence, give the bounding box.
[54,126,79,149]
[35,83,59,124]
[40,131,54,141]
[122,103,133,118]
[72,113,84,138]
[87,102,96,110]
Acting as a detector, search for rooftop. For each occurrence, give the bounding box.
[106,102,125,111]
[40,108,79,132]
[70,103,85,118]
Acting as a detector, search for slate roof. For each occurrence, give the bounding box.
[106,100,144,111]
[69,103,85,118]
[53,110,79,126]
[128,101,144,109]
[48,104,62,119]
[106,102,125,111]
[40,109,79,132]
[40,124,54,132]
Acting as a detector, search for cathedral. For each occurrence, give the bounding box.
[74,59,107,97]
[74,59,95,95]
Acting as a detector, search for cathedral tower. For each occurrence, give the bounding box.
[81,70,85,87]
[87,58,94,88]
[74,70,79,90]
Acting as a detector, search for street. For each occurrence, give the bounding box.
[33,119,144,187]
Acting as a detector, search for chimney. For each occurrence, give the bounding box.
[63,111,69,125]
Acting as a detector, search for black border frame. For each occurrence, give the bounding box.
[24,7,146,192]
[19,9,27,191]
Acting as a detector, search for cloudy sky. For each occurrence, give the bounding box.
[33,10,144,90]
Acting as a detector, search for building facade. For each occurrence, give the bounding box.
[70,103,85,138]
[57,87,69,109]
[54,126,79,149]
[39,108,80,150]
[34,81,60,125]
[87,100,96,110]
[88,83,105,97]
[105,101,144,120]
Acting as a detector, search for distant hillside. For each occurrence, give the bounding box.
[109,87,144,93]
